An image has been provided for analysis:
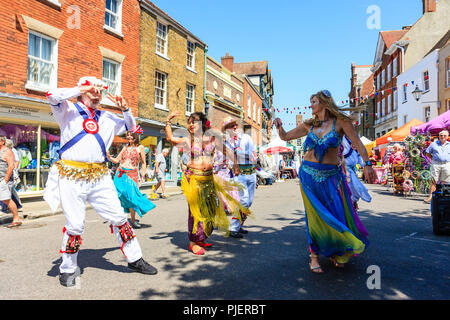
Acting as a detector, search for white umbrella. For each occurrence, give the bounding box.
[360,136,372,145]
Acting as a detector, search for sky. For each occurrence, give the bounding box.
[151,0,423,131]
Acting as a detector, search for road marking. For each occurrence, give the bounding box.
[395,232,449,244]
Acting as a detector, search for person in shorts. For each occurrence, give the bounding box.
[154,148,169,198]
[424,130,450,203]
[0,135,22,228]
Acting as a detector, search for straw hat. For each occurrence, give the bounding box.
[221,116,237,131]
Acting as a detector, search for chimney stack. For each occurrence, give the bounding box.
[221,53,234,72]
[423,0,436,14]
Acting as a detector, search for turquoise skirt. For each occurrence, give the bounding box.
[113,168,155,217]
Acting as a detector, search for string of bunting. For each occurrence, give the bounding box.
[271,79,418,116]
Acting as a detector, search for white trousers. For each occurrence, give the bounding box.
[229,173,256,232]
[58,174,142,273]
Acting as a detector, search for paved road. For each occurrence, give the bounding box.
[0,180,448,300]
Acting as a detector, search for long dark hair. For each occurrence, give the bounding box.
[188,112,208,133]
[126,131,141,146]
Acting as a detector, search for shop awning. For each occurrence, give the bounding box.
[113,136,127,144]
[411,111,450,135]
[376,119,423,146]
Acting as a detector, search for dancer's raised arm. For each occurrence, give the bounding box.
[273,118,310,141]
[165,111,188,147]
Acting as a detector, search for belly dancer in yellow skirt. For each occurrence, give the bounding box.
[165,111,250,255]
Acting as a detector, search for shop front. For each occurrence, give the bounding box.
[137,118,183,187]
[0,96,59,198]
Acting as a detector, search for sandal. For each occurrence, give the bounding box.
[309,254,324,274]
[330,257,345,268]
[7,221,22,228]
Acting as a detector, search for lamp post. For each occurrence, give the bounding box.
[412,85,423,102]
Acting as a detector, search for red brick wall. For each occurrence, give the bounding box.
[0,0,140,115]
[374,48,400,116]
[243,78,262,145]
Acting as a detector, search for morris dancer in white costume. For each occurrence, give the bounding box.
[45,76,157,287]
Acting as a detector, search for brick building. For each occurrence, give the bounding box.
[137,0,207,186]
[0,0,140,197]
[371,0,449,136]
[233,60,274,146]
[205,54,244,132]
[349,63,375,140]
[372,30,406,138]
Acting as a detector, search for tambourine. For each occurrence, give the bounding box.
[402,179,414,192]
[420,170,431,180]
[402,170,411,179]
[411,171,420,179]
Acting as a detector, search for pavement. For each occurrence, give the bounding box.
[0,185,183,226]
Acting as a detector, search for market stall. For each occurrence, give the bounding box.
[411,110,450,136]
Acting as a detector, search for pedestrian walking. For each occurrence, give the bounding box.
[153,148,169,198]
[0,135,22,228]
[107,129,155,229]
[274,89,374,273]
[424,129,450,203]
[44,76,157,287]
[165,111,249,255]
[223,117,256,238]
[3,139,22,213]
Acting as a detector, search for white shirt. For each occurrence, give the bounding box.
[225,133,256,165]
[47,87,136,163]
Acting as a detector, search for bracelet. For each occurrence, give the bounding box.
[122,107,130,112]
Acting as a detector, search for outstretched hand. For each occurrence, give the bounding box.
[273,118,283,129]
[167,111,181,122]
[107,92,129,111]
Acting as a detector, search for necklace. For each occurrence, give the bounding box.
[315,117,329,128]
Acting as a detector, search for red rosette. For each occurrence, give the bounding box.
[83,118,99,134]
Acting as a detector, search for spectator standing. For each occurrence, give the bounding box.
[154,148,169,198]
[0,135,22,227]
[424,130,450,203]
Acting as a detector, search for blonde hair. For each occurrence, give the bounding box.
[5,139,13,149]
[304,90,365,126]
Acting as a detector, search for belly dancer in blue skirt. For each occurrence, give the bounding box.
[274,90,375,273]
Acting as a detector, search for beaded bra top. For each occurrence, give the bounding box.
[303,118,342,163]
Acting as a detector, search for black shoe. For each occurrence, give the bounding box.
[59,267,81,287]
[128,258,158,275]
[229,231,243,238]
[239,228,248,234]
[131,221,141,229]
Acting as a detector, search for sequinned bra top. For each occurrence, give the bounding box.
[303,118,342,163]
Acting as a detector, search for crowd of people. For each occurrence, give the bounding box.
[2,77,378,286]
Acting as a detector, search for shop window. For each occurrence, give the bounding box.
[0,123,60,194]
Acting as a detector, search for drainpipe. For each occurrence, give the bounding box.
[203,46,209,115]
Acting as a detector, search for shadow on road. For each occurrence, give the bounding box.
[138,201,449,300]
